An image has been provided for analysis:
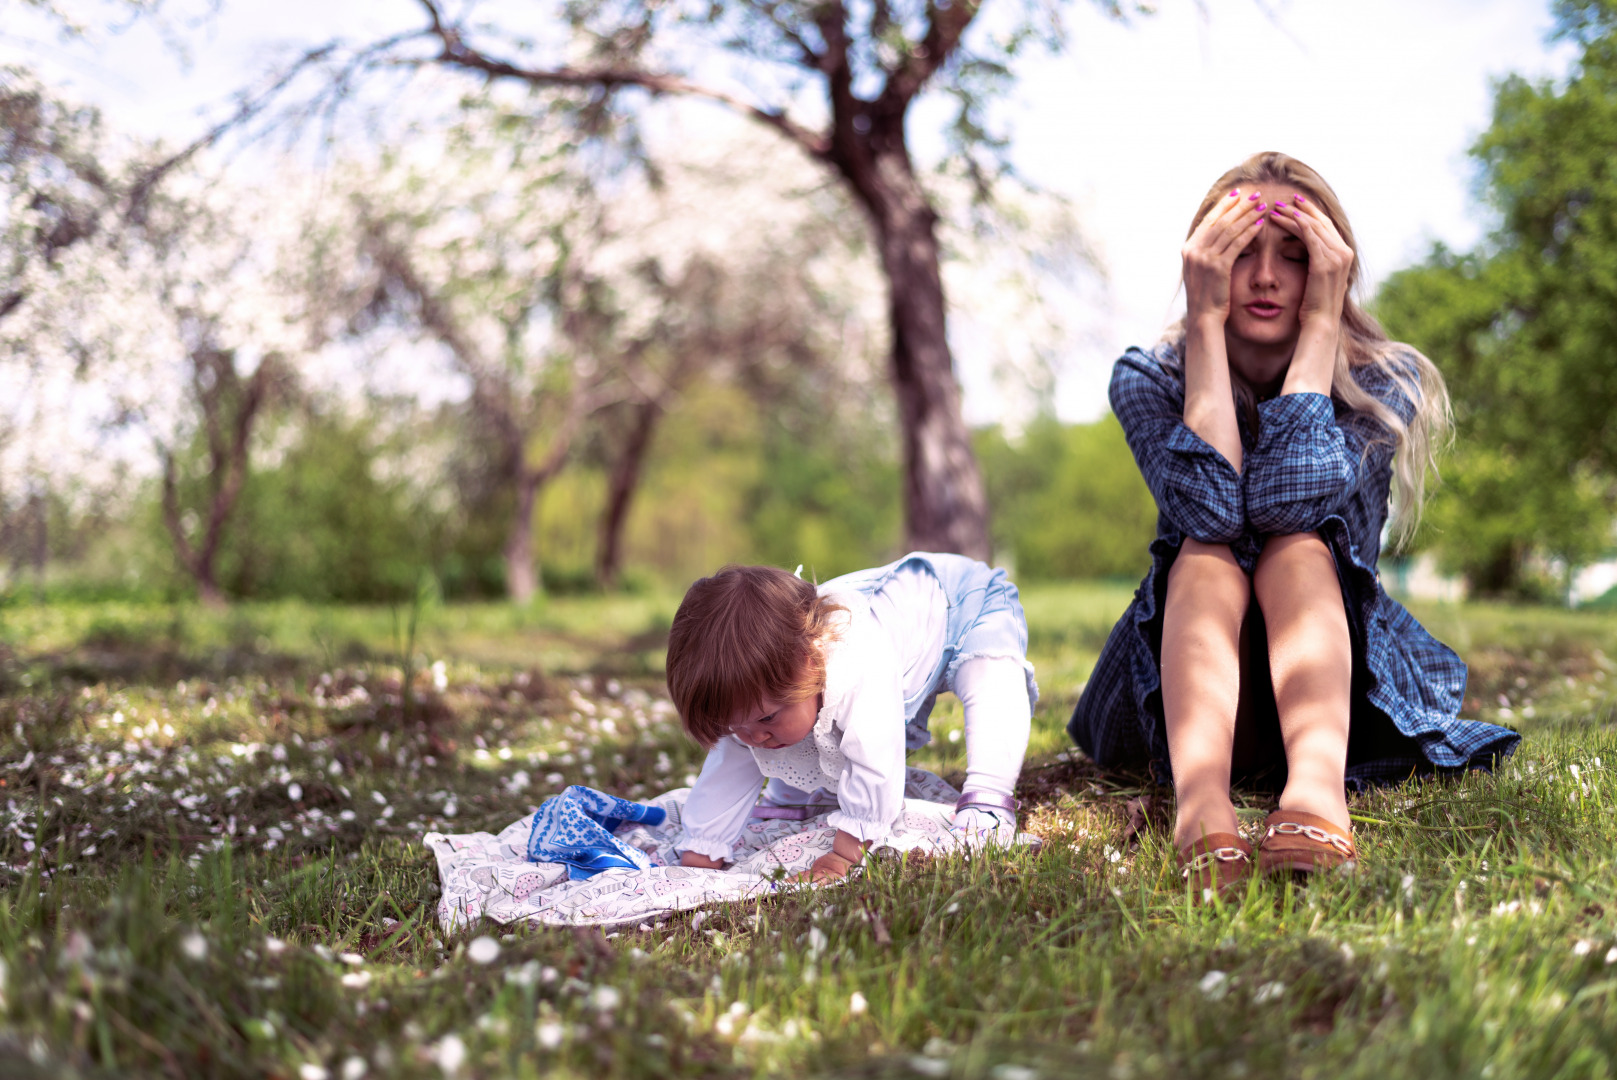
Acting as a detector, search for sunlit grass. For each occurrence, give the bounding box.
[0,586,1615,1077]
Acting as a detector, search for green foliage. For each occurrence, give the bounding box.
[977,415,1156,581]
[1375,3,1617,595]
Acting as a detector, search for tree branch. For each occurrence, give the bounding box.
[413,0,830,157]
[877,0,981,113]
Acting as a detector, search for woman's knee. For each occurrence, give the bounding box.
[1254,532,1349,634]
[1166,539,1249,616]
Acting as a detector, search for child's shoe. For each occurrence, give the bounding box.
[953,792,1018,843]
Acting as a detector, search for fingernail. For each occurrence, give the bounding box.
[1258,203,1267,211]
[1295,194,1307,203]
[1293,209,1302,218]
[1249,192,1261,200]
[1229,189,1239,197]
[1274,200,1287,207]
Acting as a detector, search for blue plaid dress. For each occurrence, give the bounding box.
[1067,342,1519,788]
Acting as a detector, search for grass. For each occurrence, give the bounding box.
[0,585,1615,1078]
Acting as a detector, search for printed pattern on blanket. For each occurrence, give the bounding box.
[428,768,1015,930]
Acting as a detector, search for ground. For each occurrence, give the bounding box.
[1,585,1615,1079]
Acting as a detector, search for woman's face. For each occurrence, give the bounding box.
[1224,182,1314,362]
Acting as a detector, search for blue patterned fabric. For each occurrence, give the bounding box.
[1068,342,1520,788]
[527,785,668,880]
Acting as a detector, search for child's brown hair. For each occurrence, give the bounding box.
[665,565,844,749]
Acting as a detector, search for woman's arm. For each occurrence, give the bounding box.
[1272,193,1353,399]
[1111,353,1246,544]
[676,736,765,868]
[1244,362,1414,537]
[1182,189,1267,473]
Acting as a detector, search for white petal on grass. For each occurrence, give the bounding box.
[180,932,208,961]
[433,1033,467,1076]
[298,1066,329,1080]
[536,1020,564,1049]
[589,986,621,1011]
[1251,980,1286,1005]
[1605,947,1617,965]
[339,952,364,966]
[340,1058,368,1080]
[849,991,868,1015]
[1573,940,1594,956]
[264,936,286,954]
[467,936,500,964]
[341,971,372,989]
[1198,970,1229,1000]
[287,782,303,801]
[989,1066,1039,1080]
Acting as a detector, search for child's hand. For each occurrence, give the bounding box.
[680,850,728,870]
[797,850,855,883]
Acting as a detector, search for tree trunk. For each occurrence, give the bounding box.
[596,399,663,589]
[504,470,542,603]
[838,139,991,560]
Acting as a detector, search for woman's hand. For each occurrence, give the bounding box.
[680,850,728,870]
[1182,189,1268,329]
[1270,193,1353,395]
[1270,193,1353,336]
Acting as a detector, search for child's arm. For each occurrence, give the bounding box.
[676,736,766,870]
[800,615,907,882]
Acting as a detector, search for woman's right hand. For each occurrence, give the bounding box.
[1182,189,1268,328]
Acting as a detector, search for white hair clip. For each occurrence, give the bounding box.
[793,564,804,579]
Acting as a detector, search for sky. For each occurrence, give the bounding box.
[0,0,1579,423]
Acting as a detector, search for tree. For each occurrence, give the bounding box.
[1375,0,1617,595]
[303,107,892,598]
[1,68,308,604]
[250,0,1133,561]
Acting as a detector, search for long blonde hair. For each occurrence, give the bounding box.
[1165,151,1451,549]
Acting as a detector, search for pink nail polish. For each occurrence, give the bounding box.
[1274,200,1287,207]
[1295,194,1307,203]
[1249,192,1261,201]
[1258,203,1267,211]
[1229,190,1239,198]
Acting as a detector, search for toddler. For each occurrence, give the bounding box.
[666,553,1037,882]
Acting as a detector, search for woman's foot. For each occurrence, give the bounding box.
[1178,832,1253,904]
[1256,809,1356,874]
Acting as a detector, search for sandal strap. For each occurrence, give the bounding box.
[954,791,1021,814]
[1263,812,1355,857]
[1180,846,1251,879]
[1176,832,1253,879]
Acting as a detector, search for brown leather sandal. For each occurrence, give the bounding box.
[1257,810,1357,874]
[1177,833,1253,904]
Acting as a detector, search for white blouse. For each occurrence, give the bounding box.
[676,566,947,860]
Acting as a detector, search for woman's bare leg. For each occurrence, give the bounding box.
[1161,539,1250,848]
[1253,532,1353,832]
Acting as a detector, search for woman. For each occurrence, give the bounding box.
[1068,152,1518,898]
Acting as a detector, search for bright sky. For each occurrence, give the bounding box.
[1,0,1578,423]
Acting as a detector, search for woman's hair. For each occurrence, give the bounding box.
[1166,151,1452,548]
[665,564,845,749]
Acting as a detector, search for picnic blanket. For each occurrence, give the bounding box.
[427,768,1017,930]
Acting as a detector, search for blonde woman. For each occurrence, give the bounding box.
[1068,152,1518,900]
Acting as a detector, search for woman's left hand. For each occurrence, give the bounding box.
[1271,194,1353,334]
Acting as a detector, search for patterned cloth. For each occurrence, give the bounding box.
[1068,342,1520,787]
[429,769,1020,929]
[527,786,668,880]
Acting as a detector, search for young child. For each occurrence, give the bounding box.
[666,553,1038,882]
[1068,152,1519,898]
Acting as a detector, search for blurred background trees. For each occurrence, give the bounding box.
[1376,0,1617,599]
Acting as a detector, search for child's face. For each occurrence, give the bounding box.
[727,693,821,750]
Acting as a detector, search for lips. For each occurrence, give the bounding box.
[1244,302,1283,318]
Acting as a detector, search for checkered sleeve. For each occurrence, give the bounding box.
[1109,348,1245,544]
[1245,361,1416,537]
